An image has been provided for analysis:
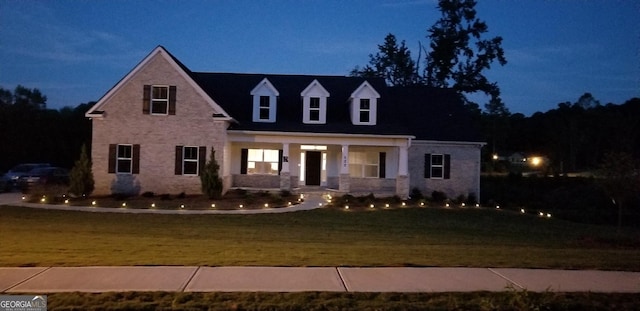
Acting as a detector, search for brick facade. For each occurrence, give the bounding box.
[91,53,229,195]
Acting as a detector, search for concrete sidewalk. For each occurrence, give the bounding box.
[1,266,639,293]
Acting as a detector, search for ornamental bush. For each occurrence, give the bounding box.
[69,144,94,197]
[200,147,223,199]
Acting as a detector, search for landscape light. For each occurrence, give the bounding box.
[121,202,126,207]
[539,212,544,217]
[264,203,269,208]
[92,200,97,206]
[318,203,323,206]
[151,203,155,208]
[385,203,390,208]
[520,208,525,214]
[445,203,450,207]
[288,202,292,206]
[547,213,552,218]
[345,205,349,210]
[239,204,243,208]
[211,203,216,208]
[180,204,185,209]
[461,203,466,207]
[40,197,46,203]
[21,195,26,200]
[370,204,375,208]
[64,199,69,204]
[475,203,480,208]
[401,202,406,207]
[496,205,500,209]
[420,202,425,206]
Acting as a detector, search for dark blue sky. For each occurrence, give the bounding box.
[1,0,638,115]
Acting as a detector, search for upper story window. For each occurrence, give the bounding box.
[350,81,380,125]
[143,85,176,115]
[151,86,169,114]
[359,99,371,123]
[309,97,321,121]
[259,96,270,120]
[301,79,329,124]
[251,78,279,122]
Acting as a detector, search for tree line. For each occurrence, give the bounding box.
[0,85,93,173]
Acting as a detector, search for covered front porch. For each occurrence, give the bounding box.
[226,131,414,198]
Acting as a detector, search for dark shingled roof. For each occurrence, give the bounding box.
[161,46,481,142]
[190,72,481,142]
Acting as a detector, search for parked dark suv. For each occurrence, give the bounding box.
[18,167,69,187]
[2,163,51,189]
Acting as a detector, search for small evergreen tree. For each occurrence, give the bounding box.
[201,147,223,199]
[69,144,94,196]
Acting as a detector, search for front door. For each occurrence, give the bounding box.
[305,151,321,186]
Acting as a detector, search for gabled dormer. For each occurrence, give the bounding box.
[300,79,330,124]
[250,78,279,122]
[350,81,381,125]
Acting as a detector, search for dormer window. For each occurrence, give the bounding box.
[251,78,279,122]
[259,96,270,120]
[350,81,380,125]
[359,99,371,123]
[301,79,329,124]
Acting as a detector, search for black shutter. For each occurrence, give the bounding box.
[132,144,140,174]
[198,146,207,176]
[108,144,116,173]
[240,148,248,174]
[143,85,150,114]
[175,146,183,175]
[379,152,386,178]
[444,154,451,179]
[424,154,431,178]
[278,149,283,175]
[169,86,177,115]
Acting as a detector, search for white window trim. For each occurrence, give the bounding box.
[350,81,380,125]
[182,146,199,176]
[250,78,279,122]
[430,154,445,179]
[301,79,329,124]
[247,148,280,175]
[116,144,133,174]
[151,85,169,115]
[349,151,379,178]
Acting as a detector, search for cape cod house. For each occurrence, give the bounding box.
[86,46,484,199]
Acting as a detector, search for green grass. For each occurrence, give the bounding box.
[1,205,639,270]
[46,291,640,311]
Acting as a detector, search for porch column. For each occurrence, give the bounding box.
[396,144,410,199]
[280,142,291,191]
[339,144,350,193]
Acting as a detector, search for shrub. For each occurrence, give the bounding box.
[68,144,94,197]
[141,191,155,198]
[431,191,447,203]
[410,188,424,202]
[200,147,223,199]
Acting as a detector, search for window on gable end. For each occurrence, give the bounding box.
[144,85,176,115]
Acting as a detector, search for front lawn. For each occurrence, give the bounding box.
[1,204,639,270]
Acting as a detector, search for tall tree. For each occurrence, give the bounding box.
[350,33,418,86]
[200,147,223,199]
[13,85,47,109]
[424,0,507,103]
